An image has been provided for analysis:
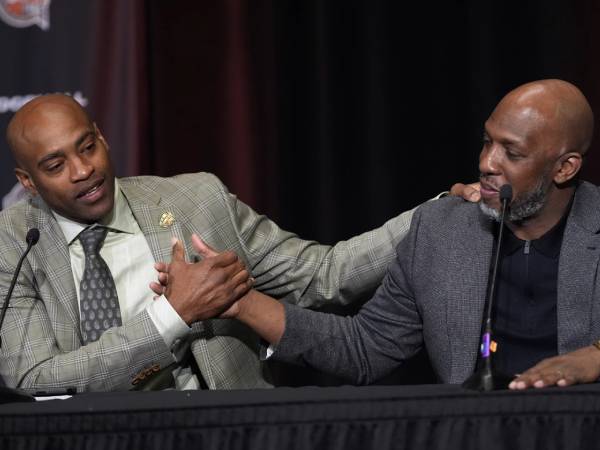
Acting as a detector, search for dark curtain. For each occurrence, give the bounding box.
[1,1,598,242]
[87,0,149,178]
[144,0,600,244]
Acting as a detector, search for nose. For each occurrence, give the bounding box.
[479,144,501,176]
[69,156,93,182]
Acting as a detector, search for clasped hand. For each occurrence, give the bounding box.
[150,234,253,324]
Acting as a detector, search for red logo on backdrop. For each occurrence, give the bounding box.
[0,0,51,30]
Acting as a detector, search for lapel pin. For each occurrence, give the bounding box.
[159,212,175,228]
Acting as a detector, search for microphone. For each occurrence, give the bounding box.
[462,184,513,391]
[0,228,40,348]
[26,228,40,246]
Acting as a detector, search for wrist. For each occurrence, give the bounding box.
[584,341,600,372]
[590,341,600,363]
[164,293,194,325]
[234,291,255,322]
[587,343,600,380]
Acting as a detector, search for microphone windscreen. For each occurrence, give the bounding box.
[26,228,40,246]
[499,184,513,202]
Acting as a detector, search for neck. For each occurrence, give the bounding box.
[507,186,574,240]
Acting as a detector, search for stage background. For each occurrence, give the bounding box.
[2,0,599,242]
[1,0,599,384]
[146,0,600,243]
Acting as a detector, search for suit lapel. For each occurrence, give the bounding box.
[119,178,270,389]
[26,197,82,344]
[119,180,224,386]
[557,183,600,352]
[119,181,187,263]
[445,209,495,382]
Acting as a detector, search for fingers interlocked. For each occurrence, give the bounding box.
[159,237,254,324]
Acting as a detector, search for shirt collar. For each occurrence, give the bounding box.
[52,179,137,245]
[502,203,572,259]
[530,209,569,258]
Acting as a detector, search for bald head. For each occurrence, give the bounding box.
[7,94,93,168]
[479,79,594,234]
[5,93,115,224]
[494,79,594,158]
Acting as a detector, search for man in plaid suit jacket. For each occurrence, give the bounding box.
[0,94,420,392]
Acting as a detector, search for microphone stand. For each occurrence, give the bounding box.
[0,229,40,404]
[462,185,513,391]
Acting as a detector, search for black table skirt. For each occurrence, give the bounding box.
[2,384,600,450]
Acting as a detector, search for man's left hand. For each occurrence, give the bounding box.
[509,345,600,389]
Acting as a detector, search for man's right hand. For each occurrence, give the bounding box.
[450,182,481,202]
[165,239,253,324]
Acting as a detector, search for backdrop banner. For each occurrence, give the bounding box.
[0,0,146,206]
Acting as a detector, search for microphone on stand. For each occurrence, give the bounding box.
[0,228,40,404]
[462,184,513,391]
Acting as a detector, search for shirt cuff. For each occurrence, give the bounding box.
[146,295,190,348]
[265,343,276,359]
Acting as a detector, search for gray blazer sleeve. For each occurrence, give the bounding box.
[272,212,425,384]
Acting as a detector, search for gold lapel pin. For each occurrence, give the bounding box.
[159,212,175,228]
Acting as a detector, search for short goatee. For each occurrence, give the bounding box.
[478,176,549,222]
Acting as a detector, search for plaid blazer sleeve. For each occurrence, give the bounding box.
[216,175,416,308]
[155,173,418,309]
[116,172,423,390]
[0,205,176,392]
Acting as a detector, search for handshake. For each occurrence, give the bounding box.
[150,234,253,325]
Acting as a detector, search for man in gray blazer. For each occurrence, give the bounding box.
[0,93,441,392]
[229,79,600,390]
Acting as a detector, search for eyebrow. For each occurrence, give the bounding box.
[483,125,523,146]
[75,130,95,148]
[36,130,95,168]
[37,150,65,168]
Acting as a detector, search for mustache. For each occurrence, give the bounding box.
[479,175,500,191]
[75,177,104,198]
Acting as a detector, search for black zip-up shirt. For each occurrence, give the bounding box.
[492,212,568,376]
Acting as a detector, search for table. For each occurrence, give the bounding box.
[2,384,600,450]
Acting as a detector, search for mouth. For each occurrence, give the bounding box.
[479,179,500,198]
[76,178,105,202]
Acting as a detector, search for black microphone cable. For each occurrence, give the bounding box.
[0,228,40,347]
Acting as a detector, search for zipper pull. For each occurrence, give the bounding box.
[524,240,530,255]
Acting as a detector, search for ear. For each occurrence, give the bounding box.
[93,122,109,151]
[553,152,583,185]
[14,168,38,196]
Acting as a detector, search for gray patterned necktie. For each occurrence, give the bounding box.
[78,226,122,344]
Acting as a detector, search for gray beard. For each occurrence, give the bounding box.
[479,178,548,222]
